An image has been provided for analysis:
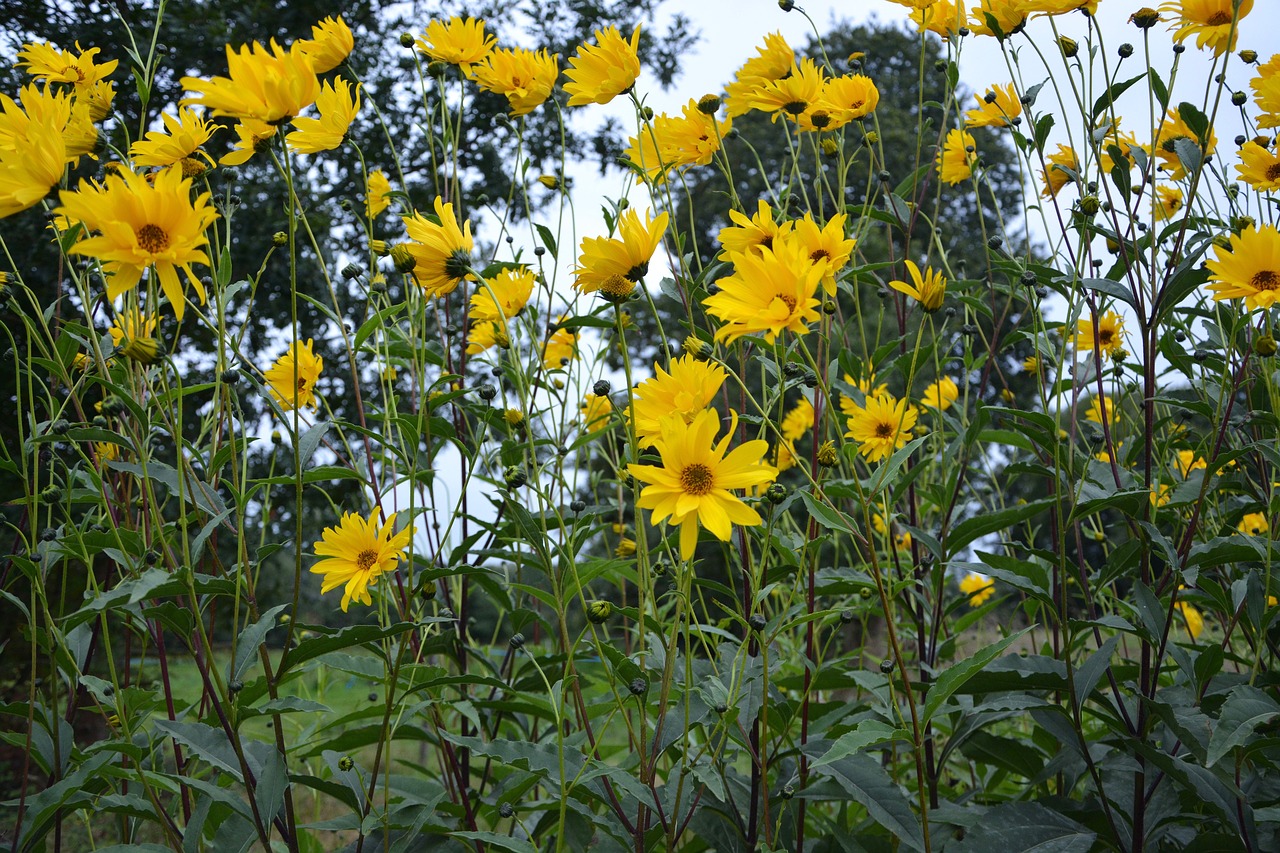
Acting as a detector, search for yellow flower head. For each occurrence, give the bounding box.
[402,197,475,298]
[287,78,360,154]
[541,326,579,370]
[788,212,855,295]
[922,377,959,411]
[311,509,413,612]
[615,536,637,558]
[109,307,160,364]
[56,167,217,320]
[725,32,795,117]
[959,571,996,606]
[1154,108,1217,180]
[717,199,792,260]
[564,25,642,107]
[889,260,947,312]
[17,41,117,90]
[747,58,826,122]
[0,85,72,219]
[220,119,277,167]
[264,338,324,411]
[1177,599,1204,639]
[1023,354,1042,374]
[574,208,669,294]
[627,408,775,560]
[366,168,392,218]
[415,17,496,72]
[466,320,509,355]
[471,47,559,117]
[1160,0,1253,56]
[1235,141,1280,191]
[1251,57,1280,128]
[704,241,824,345]
[1239,511,1269,537]
[624,99,730,184]
[470,266,535,323]
[937,128,977,185]
[1041,144,1079,198]
[818,74,880,128]
[1206,223,1280,311]
[1175,449,1206,477]
[1083,395,1113,426]
[581,393,613,432]
[844,392,920,463]
[911,0,968,36]
[781,396,815,441]
[181,40,319,124]
[1154,185,1185,221]
[1029,0,1098,13]
[969,0,1033,37]
[297,15,355,73]
[1074,310,1125,357]
[965,84,1023,128]
[95,441,120,465]
[130,107,218,168]
[627,354,728,448]
[79,80,116,123]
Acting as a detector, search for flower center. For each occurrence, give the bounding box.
[625,261,649,282]
[1099,329,1114,344]
[1161,134,1190,153]
[1267,163,1280,182]
[1205,11,1231,26]
[783,100,808,116]
[1252,270,1280,291]
[444,249,471,281]
[679,463,715,496]
[874,421,894,439]
[180,156,207,178]
[775,293,797,311]
[136,223,170,254]
[355,549,378,573]
[810,249,830,263]
[601,273,635,300]
[297,375,310,391]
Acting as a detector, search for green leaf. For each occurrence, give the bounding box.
[805,749,925,850]
[946,500,1052,557]
[1206,685,1280,768]
[1080,277,1136,311]
[1092,72,1148,120]
[953,802,1095,852]
[535,223,558,260]
[107,459,225,515]
[1150,69,1170,110]
[154,720,243,780]
[923,626,1033,722]
[451,832,536,853]
[297,420,331,468]
[1034,113,1055,153]
[1073,635,1120,712]
[866,435,929,498]
[278,622,414,675]
[354,302,405,351]
[1173,137,1203,177]
[812,720,907,768]
[231,605,285,684]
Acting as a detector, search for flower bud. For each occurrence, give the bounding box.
[766,483,787,504]
[748,613,767,632]
[592,379,611,396]
[1241,50,1258,64]
[338,756,355,771]
[586,600,613,624]
[390,243,416,273]
[1078,195,1100,216]
[509,632,525,648]
[399,32,415,48]
[820,137,840,158]
[697,94,721,115]
[1118,43,1134,59]
[504,408,525,428]
[817,440,838,467]
[1129,8,1159,29]
[1058,36,1078,58]
[1233,91,1248,107]
[880,658,895,673]
[499,803,515,818]
[272,231,288,247]
[628,677,648,695]
[342,263,361,280]
[1256,335,1277,358]
[503,466,527,488]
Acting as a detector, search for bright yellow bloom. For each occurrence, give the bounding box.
[402,197,475,298]
[704,241,824,344]
[219,119,276,167]
[56,167,217,320]
[366,169,392,218]
[872,512,912,551]
[1074,310,1125,357]
[889,260,947,312]
[1239,512,1269,536]
[1026,0,1098,12]
[628,409,775,561]
[717,199,791,260]
[615,537,637,558]
[1176,595,1204,639]
[1041,144,1079,198]
[581,393,613,432]
[541,326,579,370]
[471,47,558,117]
[1206,224,1280,311]
[911,0,968,36]
[264,339,324,412]
[1236,141,1280,191]
[95,441,119,465]
[1154,185,1185,221]
[788,212,855,294]
[109,308,160,364]
[297,15,354,73]
[17,41,117,90]
[1175,449,1206,477]
[624,100,730,183]
[311,509,413,612]
[969,0,1033,38]
[130,107,217,168]
[922,377,959,411]
[1160,0,1252,56]
[1154,108,1216,180]
[415,17,495,72]
[773,440,800,475]
[1083,395,1113,425]
[965,84,1023,128]
[287,78,359,154]
[725,32,794,117]
[816,74,880,129]
[181,40,319,124]
[0,85,72,219]
[781,397,815,441]
[627,354,727,448]
[1023,354,1041,374]
[959,572,996,606]
[564,25,641,107]
[747,59,825,122]
[843,371,889,400]
[936,128,977,185]
[466,321,509,355]
[574,208,668,294]
[79,80,116,123]
[470,266,535,323]
[844,392,920,463]
[1251,57,1280,128]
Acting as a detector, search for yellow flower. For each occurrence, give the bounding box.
[889,260,947,312]
[581,393,613,432]
[773,440,800,474]
[788,212,855,295]
[366,169,392,218]
[818,74,880,128]
[265,339,324,412]
[1251,57,1280,129]
[95,441,120,465]
[911,0,968,36]
[871,513,913,551]
[922,377,959,411]
[219,119,276,167]
[402,197,475,298]
[1098,127,1148,173]
[311,509,413,612]
[781,397,815,441]
[1175,449,1206,477]
[1023,354,1042,374]
[615,537,637,558]
[17,41,117,90]
[564,25,641,107]
[79,80,116,123]
[1206,224,1280,311]
[936,128,977,185]
[625,100,730,183]
[1160,0,1253,56]
[181,40,319,124]
[1154,185,1185,221]
[627,354,727,448]
[287,78,359,154]
[959,572,996,605]
[843,371,888,400]
[725,32,794,117]
[415,17,495,72]
[56,167,217,320]
[1029,0,1098,12]
[470,266,535,324]
[471,47,559,117]
[1239,512,1269,536]
[541,326,579,370]
[1083,395,1113,425]
[0,85,72,219]
[627,409,775,560]
[130,107,218,168]
[1074,310,1125,357]
[1235,141,1280,191]
[1041,144,1079,198]
[717,199,791,260]
[1154,108,1217,180]
[844,392,920,463]
[704,241,824,344]
[297,15,354,73]
[109,308,160,364]
[965,84,1023,129]
[747,58,825,122]
[1177,599,1204,639]
[969,0,1032,38]
[574,208,668,294]
[466,321,509,355]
